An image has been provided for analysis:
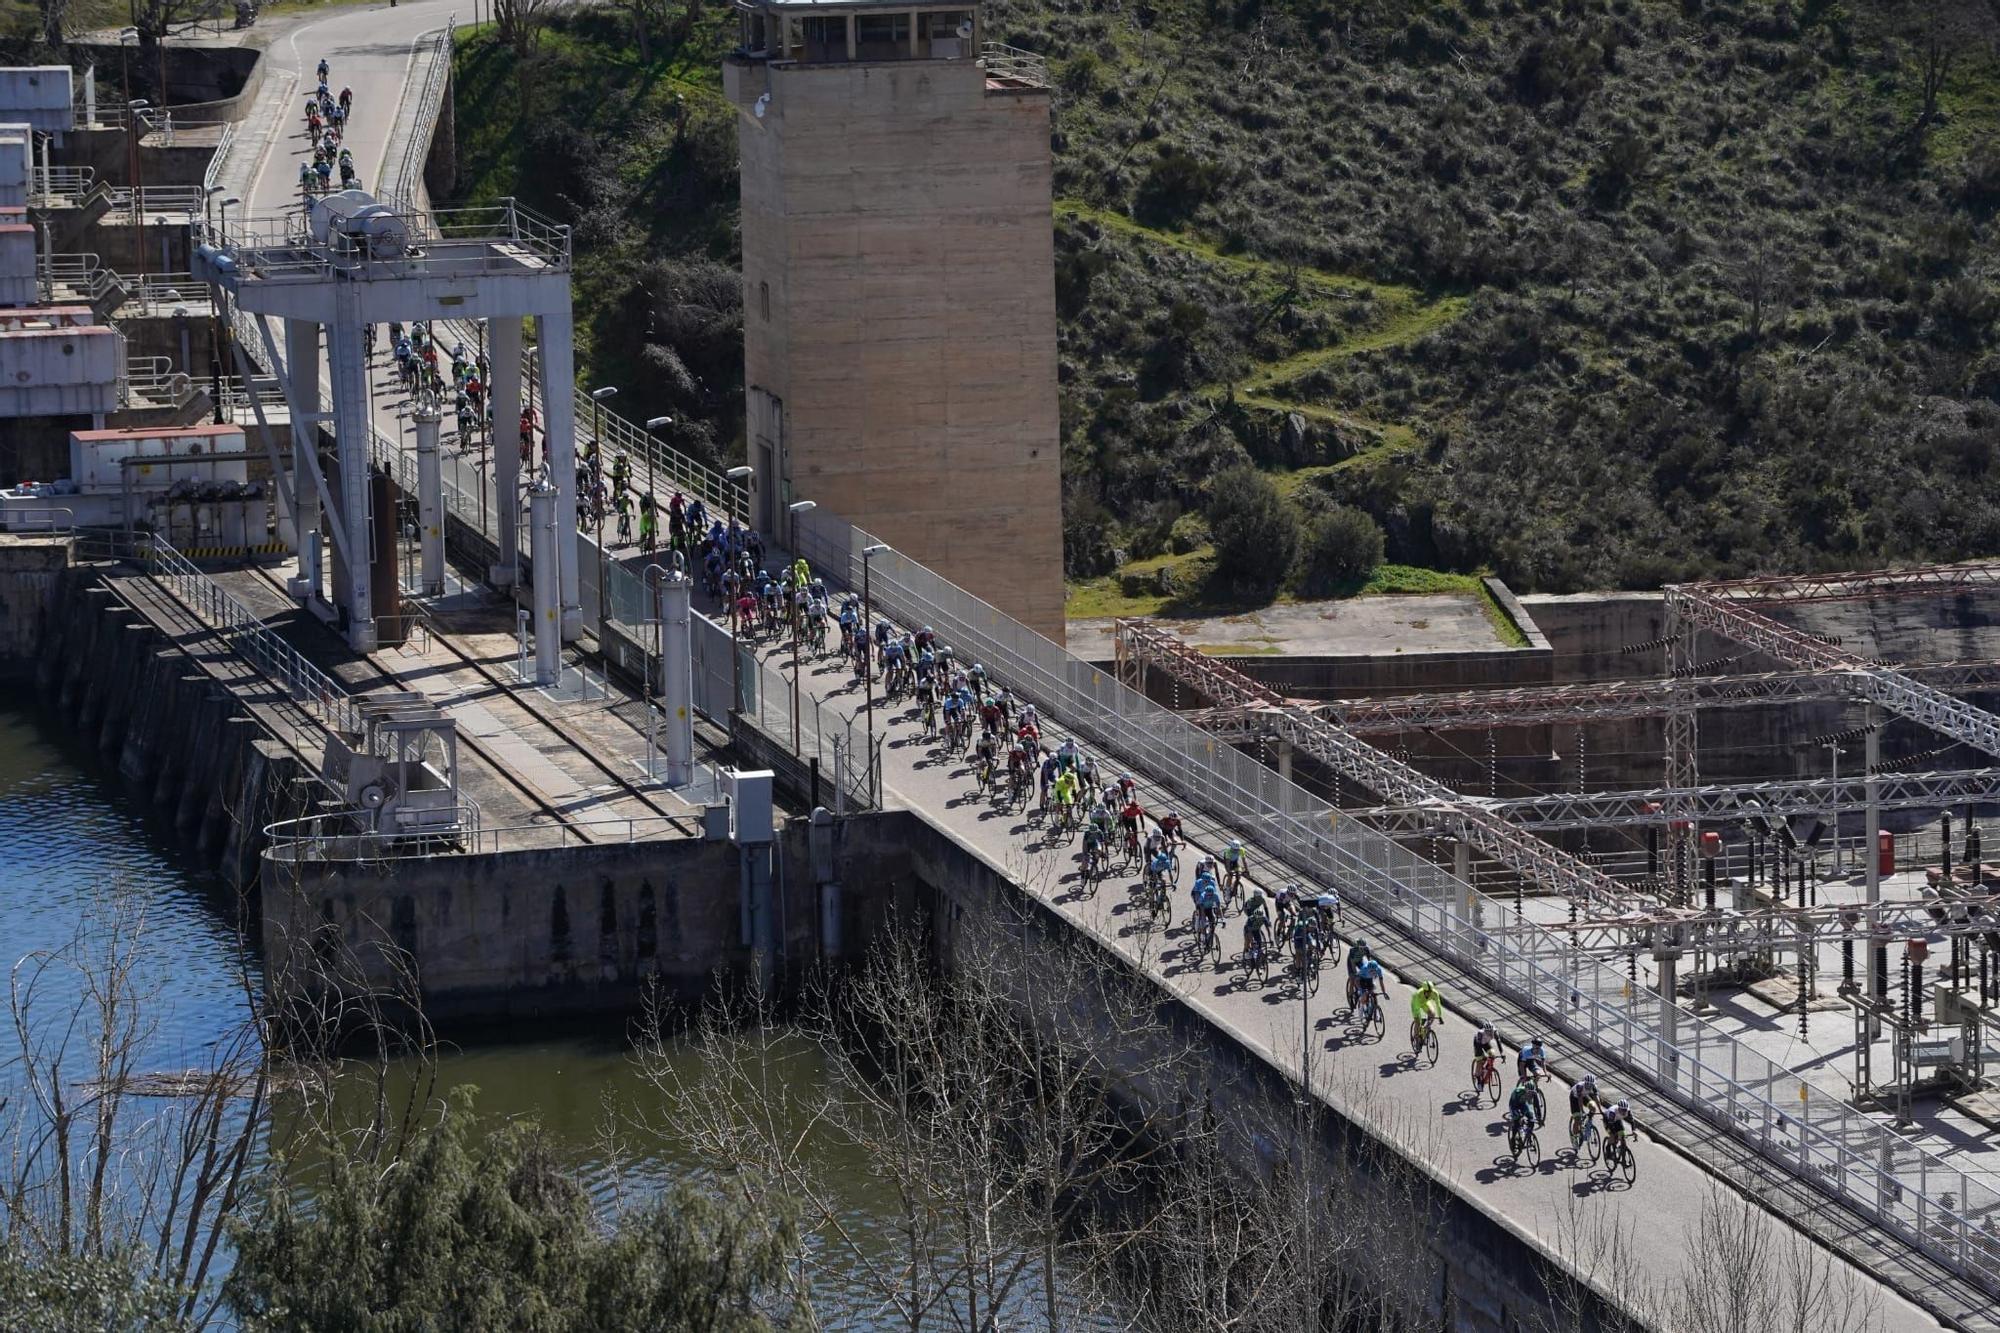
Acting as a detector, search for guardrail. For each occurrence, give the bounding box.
[381,17,456,215]
[784,504,2000,1298]
[144,534,366,742]
[215,198,571,282]
[30,165,96,207]
[202,121,236,198]
[570,380,748,526]
[262,809,687,862]
[115,184,213,218]
[979,41,1049,88]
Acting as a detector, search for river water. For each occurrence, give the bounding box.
[0,702,1109,1328]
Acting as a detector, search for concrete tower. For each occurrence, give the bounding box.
[725,0,1065,638]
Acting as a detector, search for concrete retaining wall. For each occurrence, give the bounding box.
[0,535,68,676]
[31,563,314,889]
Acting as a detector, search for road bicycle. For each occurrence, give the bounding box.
[1192,908,1221,967]
[1354,985,1384,1038]
[1471,1054,1501,1106]
[1507,1112,1540,1167]
[1604,1129,1636,1184]
[1409,1014,1439,1066]
[1241,924,1272,986]
[1570,1109,1601,1166]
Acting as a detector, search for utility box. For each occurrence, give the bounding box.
[0,68,74,139]
[726,768,775,844]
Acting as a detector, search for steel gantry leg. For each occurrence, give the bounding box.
[285,318,322,595]
[490,315,522,588]
[534,313,580,641]
[328,286,374,650]
[1664,604,1701,904]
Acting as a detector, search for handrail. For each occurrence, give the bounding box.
[201,121,236,198]
[979,41,1049,88]
[262,809,688,862]
[381,16,456,214]
[143,533,366,741]
[30,164,96,206]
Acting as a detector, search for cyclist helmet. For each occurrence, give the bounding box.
[1614,1101,1629,1114]
[1228,839,1244,851]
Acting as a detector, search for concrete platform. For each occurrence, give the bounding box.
[1067,593,1506,662]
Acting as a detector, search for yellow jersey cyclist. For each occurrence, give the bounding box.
[1409,979,1444,1049]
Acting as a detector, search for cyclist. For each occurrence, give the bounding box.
[1038,749,1059,811]
[1346,935,1376,981]
[1602,1100,1633,1148]
[1353,953,1385,1007]
[1118,793,1145,857]
[1219,839,1248,897]
[1273,883,1299,938]
[1239,882,1270,944]
[1409,979,1443,1041]
[1568,1074,1601,1136]
[1313,890,1341,938]
[1190,870,1223,946]
[1146,845,1176,899]
[317,56,330,82]
[1080,820,1106,876]
[1052,766,1081,823]
[1087,795,1114,845]
[1472,1020,1501,1068]
[1507,1075,1542,1135]
[1158,811,1184,848]
[1518,1037,1549,1084]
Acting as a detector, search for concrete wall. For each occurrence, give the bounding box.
[728,56,1065,638]
[31,564,314,888]
[0,535,67,674]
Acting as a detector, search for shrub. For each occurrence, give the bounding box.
[1135,148,1226,225]
[1295,506,1386,595]
[1205,466,1299,591]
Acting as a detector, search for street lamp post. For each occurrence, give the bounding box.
[725,464,753,530]
[786,501,817,751]
[126,98,148,279]
[589,386,617,635]
[644,415,672,504]
[861,543,888,800]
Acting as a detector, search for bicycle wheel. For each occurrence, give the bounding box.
[1483,1066,1501,1106]
[1422,1025,1439,1065]
[1619,1141,1636,1185]
[1531,1085,1547,1127]
[1524,1131,1540,1168]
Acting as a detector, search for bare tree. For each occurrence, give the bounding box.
[1664,1185,1885,1333]
[493,0,569,59]
[1,879,271,1327]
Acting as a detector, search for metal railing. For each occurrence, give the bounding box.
[202,121,236,198]
[262,808,686,863]
[783,503,2000,1296]
[106,183,207,218]
[571,380,749,526]
[979,42,1049,88]
[381,17,456,215]
[144,534,366,742]
[30,165,96,207]
[214,199,571,282]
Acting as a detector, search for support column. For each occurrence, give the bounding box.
[1454,838,1477,951]
[657,569,694,787]
[534,313,580,640]
[490,316,522,587]
[1657,944,1681,1051]
[1865,709,1885,1030]
[528,478,560,686]
[1662,607,1699,905]
[413,399,445,597]
[1275,739,1293,786]
[328,296,374,650]
[285,319,321,595]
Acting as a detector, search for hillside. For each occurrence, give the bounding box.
[449,0,2000,603]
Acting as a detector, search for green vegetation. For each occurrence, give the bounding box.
[444,0,2000,609]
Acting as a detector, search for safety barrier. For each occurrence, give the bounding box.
[784,503,2000,1295]
[260,808,692,863]
[380,17,456,215]
[144,534,366,743]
